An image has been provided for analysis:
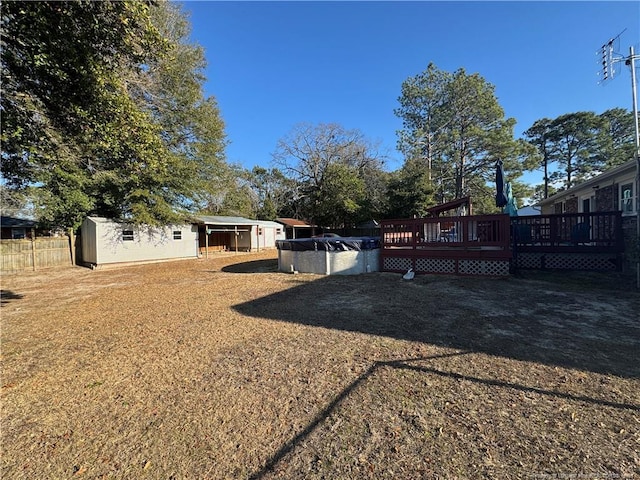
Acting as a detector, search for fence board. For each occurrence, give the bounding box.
[1,237,71,272]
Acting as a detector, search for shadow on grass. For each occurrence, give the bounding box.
[234,269,640,478]
[249,352,640,479]
[0,289,24,306]
[233,273,640,379]
[221,259,279,274]
[513,269,639,293]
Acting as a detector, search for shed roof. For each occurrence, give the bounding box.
[256,220,283,228]
[275,217,313,228]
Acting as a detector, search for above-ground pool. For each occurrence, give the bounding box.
[276,237,381,275]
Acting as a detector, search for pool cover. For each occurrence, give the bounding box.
[276,236,380,252]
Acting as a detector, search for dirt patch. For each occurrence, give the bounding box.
[1,252,639,479]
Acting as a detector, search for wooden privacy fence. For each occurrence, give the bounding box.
[1,237,73,272]
[381,214,512,276]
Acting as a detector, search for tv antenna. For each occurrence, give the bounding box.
[597,29,625,84]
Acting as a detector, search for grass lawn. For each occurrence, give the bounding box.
[1,251,639,479]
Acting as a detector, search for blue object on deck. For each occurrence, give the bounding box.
[504,182,518,217]
[570,223,590,244]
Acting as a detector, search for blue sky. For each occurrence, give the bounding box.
[182,1,639,187]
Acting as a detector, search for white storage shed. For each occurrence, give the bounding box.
[81,217,198,267]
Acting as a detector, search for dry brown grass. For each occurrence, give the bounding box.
[1,251,639,479]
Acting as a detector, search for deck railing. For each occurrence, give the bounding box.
[511,211,624,253]
[382,214,511,252]
[380,214,512,275]
[380,211,624,274]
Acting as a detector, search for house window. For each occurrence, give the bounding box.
[173,230,182,240]
[122,230,134,241]
[620,183,635,214]
[12,228,26,239]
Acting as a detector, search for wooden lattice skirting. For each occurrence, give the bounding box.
[383,255,510,276]
[514,252,621,271]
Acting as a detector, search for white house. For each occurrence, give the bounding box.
[81,217,198,267]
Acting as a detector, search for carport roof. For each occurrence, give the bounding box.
[195,215,260,226]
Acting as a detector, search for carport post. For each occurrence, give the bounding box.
[234,226,238,254]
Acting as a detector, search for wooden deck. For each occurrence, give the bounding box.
[510,211,624,253]
[510,211,624,271]
[381,215,512,275]
[381,211,625,275]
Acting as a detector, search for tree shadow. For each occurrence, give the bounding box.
[248,353,639,479]
[0,289,24,306]
[221,259,279,274]
[233,273,640,379]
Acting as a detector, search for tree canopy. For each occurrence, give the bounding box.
[3,2,634,231]
[272,123,386,229]
[394,63,536,213]
[524,108,636,196]
[1,0,227,230]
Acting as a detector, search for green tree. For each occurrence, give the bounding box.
[395,64,534,212]
[199,164,256,218]
[598,108,636,168]
[395,63,451,181]
[244,167,298,220]
[272,123,385,229]
[523,118,556,199]
[441,68,530,199]
[1,1,227,230]
[359,167,390,223]
[386,158,435,219]
[129,1,228,216]
[525,109,634,197]
[0,185,34,218]
[1,1,164,229]
[530,183,559,204]
[313,163,366,229]
[545,112,605,190]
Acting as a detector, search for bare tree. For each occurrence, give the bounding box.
[272,123,386,228]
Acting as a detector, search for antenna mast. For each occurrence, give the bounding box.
[628,46,640,290]
[599,32,640,289]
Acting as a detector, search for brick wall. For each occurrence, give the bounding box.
[565,197,578,213]
[622,216,639,275]
[595,185,617,212]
